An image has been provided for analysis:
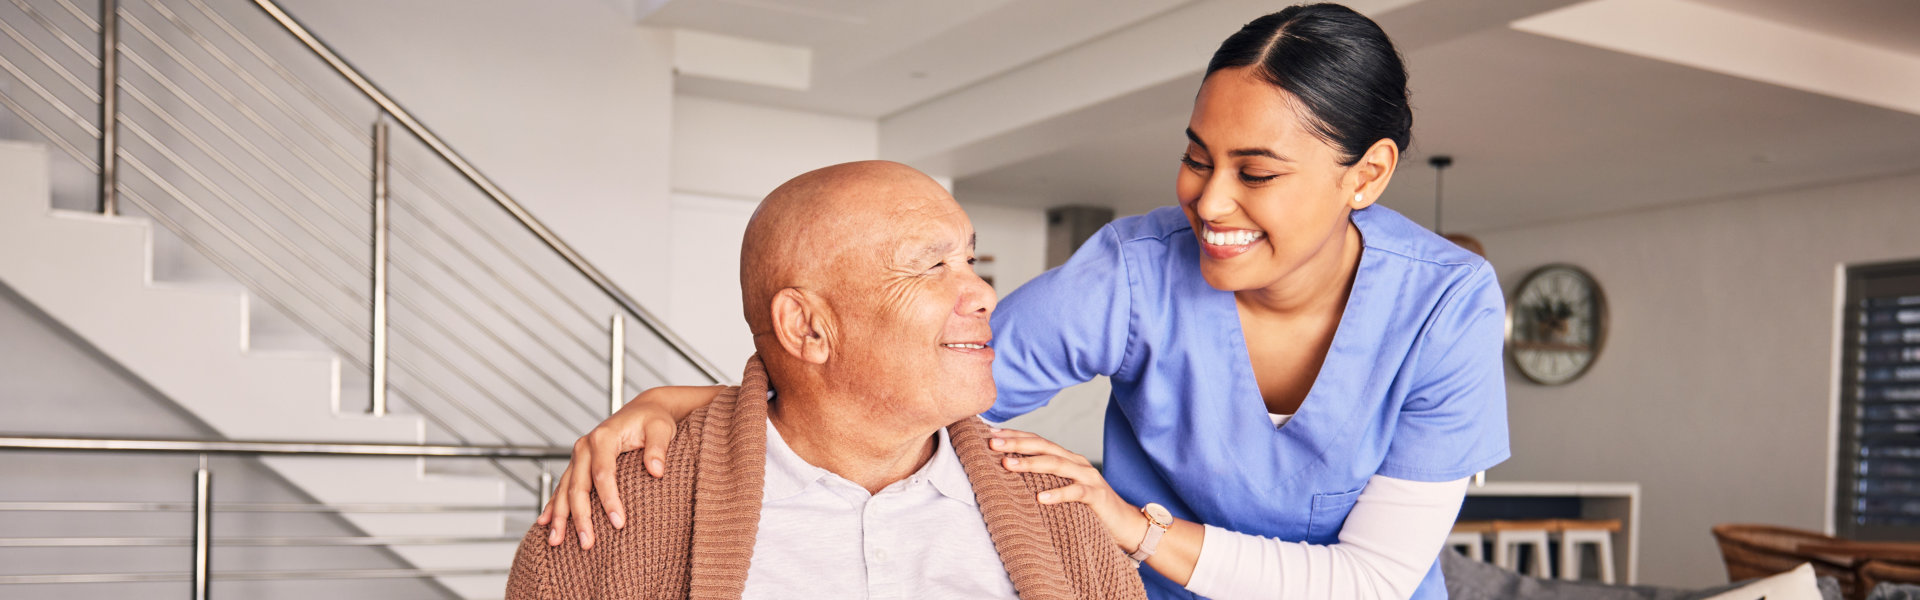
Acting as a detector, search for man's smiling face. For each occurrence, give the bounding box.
[822,176,998,428]
[741,161,999,430]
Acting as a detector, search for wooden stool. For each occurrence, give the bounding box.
[1553,519,1621,583]
[1491,520,1556,578]
[1449,521,1494,561]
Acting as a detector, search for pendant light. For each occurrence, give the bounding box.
[1429,155,1485,258]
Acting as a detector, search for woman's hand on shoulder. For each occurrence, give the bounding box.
[989,427,1149,553]
[534,384,723,549]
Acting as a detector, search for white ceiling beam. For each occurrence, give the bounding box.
[883,0,1586,180]
[673,29,812,91]
[629,0,673,23]
[1512,0,1920,117]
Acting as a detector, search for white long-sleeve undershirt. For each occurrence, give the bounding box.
[1182,474,1470,600]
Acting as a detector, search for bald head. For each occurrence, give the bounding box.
[733,161,997,493]
[740,160,959,338]
[737,160,997,458]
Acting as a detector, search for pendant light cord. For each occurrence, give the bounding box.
[1429,155,1453,235]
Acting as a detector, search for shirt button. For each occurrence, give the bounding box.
[873,549,888,563]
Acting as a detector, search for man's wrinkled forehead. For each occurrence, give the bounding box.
[868,201,972,268]
[892,231,977,271]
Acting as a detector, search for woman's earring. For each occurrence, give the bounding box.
[1353,192,1363,204]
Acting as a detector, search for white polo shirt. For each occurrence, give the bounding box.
[742,415,1018,600]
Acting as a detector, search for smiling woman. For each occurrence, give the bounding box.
[538,4,1508,600]
[974,12,1504,597]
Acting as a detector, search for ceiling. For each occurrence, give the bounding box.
[1690,0,1920,57]
[641,0,1920,233]
[959,26,1920,232]
[640,0,1197,118]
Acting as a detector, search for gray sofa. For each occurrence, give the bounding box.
[1440,549,1846,600]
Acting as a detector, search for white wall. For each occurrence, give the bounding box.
[667,192,757,376]
[965,202,1048,296]
[1476,172,1920,587]
[962,200,1113,463]
[664,95,878,375]
[671,95,879,202]
[273,0,677,310]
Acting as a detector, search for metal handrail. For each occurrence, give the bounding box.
[0,435,568,458]
[0,567,508,585]
[0,535,525,546]
[0,501,536,512]
[159,0,668,401]
[247,0,729,386]
[0,3,732,590]
[0,435,559,592]
[0,0,701,448]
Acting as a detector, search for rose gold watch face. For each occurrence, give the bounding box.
[1144,503,1172,526]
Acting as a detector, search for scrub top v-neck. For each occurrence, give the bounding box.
[983,204,1510,600]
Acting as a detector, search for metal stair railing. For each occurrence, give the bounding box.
[0,435,569,595]
[0,0,728,494]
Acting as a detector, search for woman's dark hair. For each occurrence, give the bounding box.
[1206,3,1412,166]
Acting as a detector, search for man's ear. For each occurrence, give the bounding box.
[769,288,831,365]
[1345,138,1399,210]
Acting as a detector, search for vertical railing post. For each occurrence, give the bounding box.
[192,454,211,600]
[369,118,390,416]
[98,0,118,216]
[608,314,624,415]
[538,468,553,517]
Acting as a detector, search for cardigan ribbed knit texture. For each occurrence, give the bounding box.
[506,356,1147,599]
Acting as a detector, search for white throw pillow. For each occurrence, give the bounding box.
[1701,563,1822,600]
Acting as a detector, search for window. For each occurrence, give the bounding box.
[1836,260,1920,540]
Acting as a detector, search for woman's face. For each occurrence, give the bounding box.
[1177,66,1377,293]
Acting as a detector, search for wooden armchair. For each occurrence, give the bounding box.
[1860,560,1920,594]
[1711,524,1864,599]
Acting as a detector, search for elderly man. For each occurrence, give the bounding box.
[505,161,1144,599]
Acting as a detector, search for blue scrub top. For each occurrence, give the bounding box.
[983,204,1510,599]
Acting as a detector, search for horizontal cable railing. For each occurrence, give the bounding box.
[0,501,548,513]
[0,568,515,585]
[0,436,563,590]
[0,0,730,503]
[0,435,572,457]
[0,535,525,547]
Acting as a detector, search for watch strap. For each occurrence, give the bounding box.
[1127,504,1172,564]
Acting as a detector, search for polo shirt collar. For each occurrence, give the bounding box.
[761,393,977,506]
[919,426,980,507]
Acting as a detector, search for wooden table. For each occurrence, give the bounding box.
[1464,481,1641,583]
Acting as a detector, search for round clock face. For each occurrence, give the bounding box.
[1506,264,1607,385]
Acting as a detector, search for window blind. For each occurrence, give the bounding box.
[1838,261,1920,540]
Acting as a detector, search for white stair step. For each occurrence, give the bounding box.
[442,574,512,600]
[245,293,343,353]
[143,212,242,289]
[0,140,517,598]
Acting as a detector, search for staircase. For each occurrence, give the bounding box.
[0,0,723,596]
[0,140,513,597]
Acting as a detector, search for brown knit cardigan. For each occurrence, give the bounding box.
[505,357,1146,599]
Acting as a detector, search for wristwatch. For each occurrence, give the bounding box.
[1128,503,1173,565]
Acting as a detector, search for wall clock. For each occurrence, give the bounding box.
[1506,264,1608,385]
